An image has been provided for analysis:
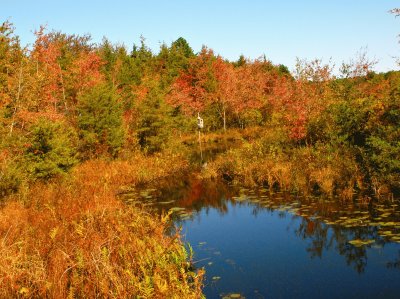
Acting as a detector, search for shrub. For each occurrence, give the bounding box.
[0,152,22,198]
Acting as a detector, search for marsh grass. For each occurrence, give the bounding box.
[205,136,368,200]
[0,154,203,298]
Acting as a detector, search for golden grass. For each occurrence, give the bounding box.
[208,139,366,199]
[0,153,203,298]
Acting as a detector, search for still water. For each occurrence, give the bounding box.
[120,177,400,298]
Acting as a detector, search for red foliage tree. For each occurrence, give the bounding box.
[28,27,105,119]
[269,58,334,141]
[212,56,236,130]
[31,26,64,117]
[233,60,267,122]
[167,47,216,115]
[67,51,104,103]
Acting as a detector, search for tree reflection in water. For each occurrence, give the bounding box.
[387,251,400,270]
[131,175,400,275]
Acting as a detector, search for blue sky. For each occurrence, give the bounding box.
[2,0,399,73]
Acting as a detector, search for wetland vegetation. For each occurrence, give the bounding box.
[1,12,400,297]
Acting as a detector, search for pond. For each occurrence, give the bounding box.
[119,176,400,299]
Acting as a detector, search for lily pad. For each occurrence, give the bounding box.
[169,207,186,212]
[233,196,246,202]
[324,221,335,225]
[381,213,392,218]
[348,239,375,247]
[380,230,394,236]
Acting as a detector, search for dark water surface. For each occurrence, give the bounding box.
[120,177,400,298]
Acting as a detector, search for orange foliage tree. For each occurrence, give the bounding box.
[232,60,268,128]
[167,47,216,116]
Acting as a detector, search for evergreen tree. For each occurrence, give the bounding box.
[136,88,175,153]
[77,84,125,158]
[158,37,194,86]
[24,118,78,179]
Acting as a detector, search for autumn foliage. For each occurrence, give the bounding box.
[0,16,400,297]
[0,155,203,298]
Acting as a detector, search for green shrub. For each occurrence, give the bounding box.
[0,154,22,198]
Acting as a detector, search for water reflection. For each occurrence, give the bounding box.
[387,251,400,269]
[118,177,400,298]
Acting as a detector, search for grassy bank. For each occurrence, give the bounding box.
[0,154,204,298]
[203,129,397,201]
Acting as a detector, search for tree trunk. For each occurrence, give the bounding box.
[59,63,67,112]
[9,63,23,135]
[223,106,226,132]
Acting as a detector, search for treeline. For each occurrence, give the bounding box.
[1,21,400,198]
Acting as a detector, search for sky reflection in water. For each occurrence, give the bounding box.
[123,177,400,299]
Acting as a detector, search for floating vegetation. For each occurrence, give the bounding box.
[324,221,336,225]
[380,230,394,236]
[169,207,186,212]
[381,213,392,218]
[178,212,192,220]
[232,196,247,202]
[221,293,245,299]
[212,276,221,281]
[348,239,375,247]
[124,182,400,249]
[115,178,400,299]
[249,198,261,203]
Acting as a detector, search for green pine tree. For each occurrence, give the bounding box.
[77,84,125,158]
[24,118,78,179]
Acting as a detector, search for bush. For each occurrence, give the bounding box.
[0,152,22,198]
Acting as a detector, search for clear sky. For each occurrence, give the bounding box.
[2,0,399,73]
